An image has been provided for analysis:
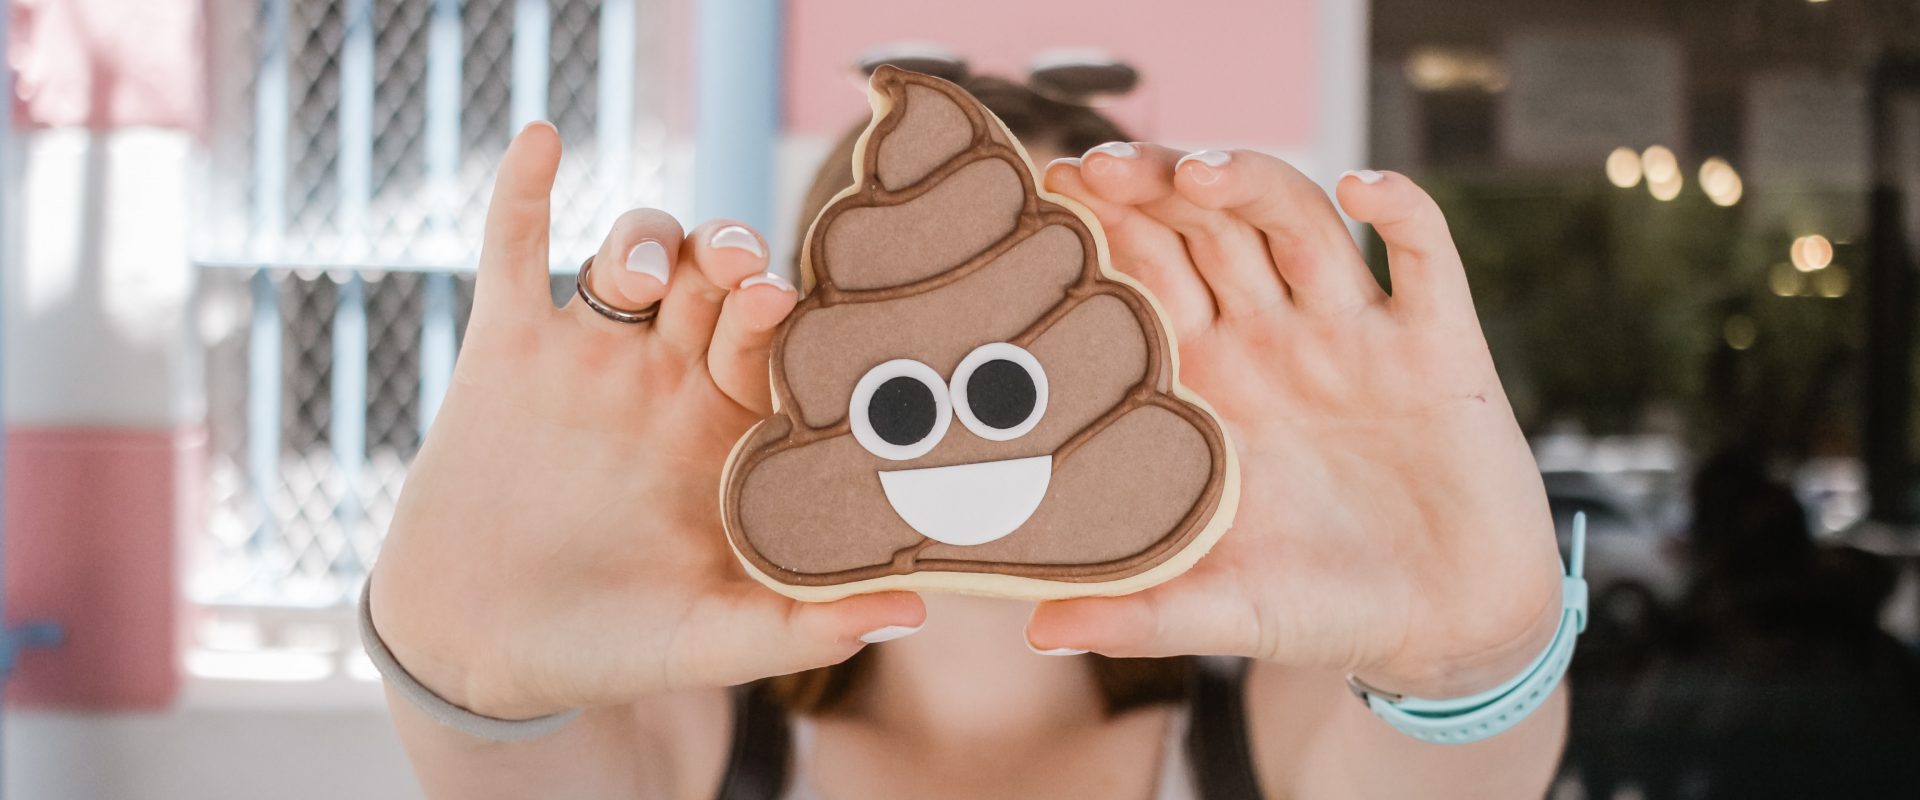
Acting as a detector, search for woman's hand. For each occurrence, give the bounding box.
[368,123,924,721]
[1028,145,1563,698]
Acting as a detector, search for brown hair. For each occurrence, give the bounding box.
[767,74,1191,717]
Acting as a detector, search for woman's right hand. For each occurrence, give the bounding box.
[368,122,925,721]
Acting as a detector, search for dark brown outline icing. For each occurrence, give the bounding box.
[722,66,1230,587]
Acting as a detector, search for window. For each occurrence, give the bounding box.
[187,0,668,683]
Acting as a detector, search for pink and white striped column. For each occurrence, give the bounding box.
[4,0,204,710]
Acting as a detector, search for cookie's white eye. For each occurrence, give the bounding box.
[950,343,1047,442]
[850,359,952,460]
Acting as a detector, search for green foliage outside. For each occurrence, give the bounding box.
[1365,175,1869,458]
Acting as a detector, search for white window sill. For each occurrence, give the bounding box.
[177,602,389,712]
[177,648,389,712]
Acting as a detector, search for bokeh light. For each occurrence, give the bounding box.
[1698,157,1743,206]
[1770,262,1806,297]
[1641,145,1679,184]
[1817,265,1850,298]
[1791,234,1834,272]
[1648,171,1683,201]
[1606,147,1643,188]
[1403,48,1510,93]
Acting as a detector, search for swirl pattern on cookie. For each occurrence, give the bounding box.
[720,67,1238,600]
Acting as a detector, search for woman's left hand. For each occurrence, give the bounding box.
[1027,145,1564,698]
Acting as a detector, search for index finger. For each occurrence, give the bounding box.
[476,121,563,320]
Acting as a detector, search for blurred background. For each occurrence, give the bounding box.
[2,0,1918,797]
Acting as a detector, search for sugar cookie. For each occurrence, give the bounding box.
[721,67,1238,601]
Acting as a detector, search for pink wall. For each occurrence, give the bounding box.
[783,0,1320,147]
[9,0,201,130]
[4,428,200,709]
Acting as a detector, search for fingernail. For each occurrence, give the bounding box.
[1342,169,1385,185]
[522,120,557,135]
[1047,157,1083,170]
[858,624,922,644]
[709,224,766,258]
[1027,641,1089,656]
[737,271,794,293]
[624,240,671,283]
[1178,150,1232,169]
[1086,141,1138,160]
[1178,150,1232,185]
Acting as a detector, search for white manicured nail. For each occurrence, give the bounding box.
[737,271,794,293]
[858,625,922,644]
[1047,157,1083,170]
[1342,169,1385,185]
[1178,150,1232,169]
[1029,644,1089,656]
[1026,638,1089,656]
[1178,150,1232,185]
[1086,141,1138,159]
[709,224,766,258]
[523,120,557,135]
[624,240,670,283]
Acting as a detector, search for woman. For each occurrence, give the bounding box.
[366,75,1570,798]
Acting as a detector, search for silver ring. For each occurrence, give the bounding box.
[575,256,660,324]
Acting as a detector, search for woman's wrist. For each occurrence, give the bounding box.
[368,567,568,722]
[1349,570,1564,700]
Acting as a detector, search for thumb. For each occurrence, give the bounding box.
[667,585,927,689]
[1026,572,1266,660]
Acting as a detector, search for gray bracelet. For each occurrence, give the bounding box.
[357,581,582,741]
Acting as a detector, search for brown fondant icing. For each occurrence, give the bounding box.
[823,158,1026,290]
[876,84,974,191]
[721,67,1233,596]
[783,224,1084,428]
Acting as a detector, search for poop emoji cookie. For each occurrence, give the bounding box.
[721,67,1238,601]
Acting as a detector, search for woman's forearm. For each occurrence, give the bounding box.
[387,687,729,800]
[1311,683,1565,798]
[1251,665,1567,799]
[388,690,646,799]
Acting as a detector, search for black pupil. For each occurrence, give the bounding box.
[968,359,1037,429]
[868,377,938,446]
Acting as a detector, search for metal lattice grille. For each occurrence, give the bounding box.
[287,0,344,256]
[366,273,423,455]
[193,0,665,607]
[198,0,660,271]
[548,0,602,252]
[458,0,516,246]
[368,0,432,261]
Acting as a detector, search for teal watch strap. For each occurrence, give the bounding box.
[1347,512,1589,745]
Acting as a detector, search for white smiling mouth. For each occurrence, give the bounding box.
[876,455,1053,546]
